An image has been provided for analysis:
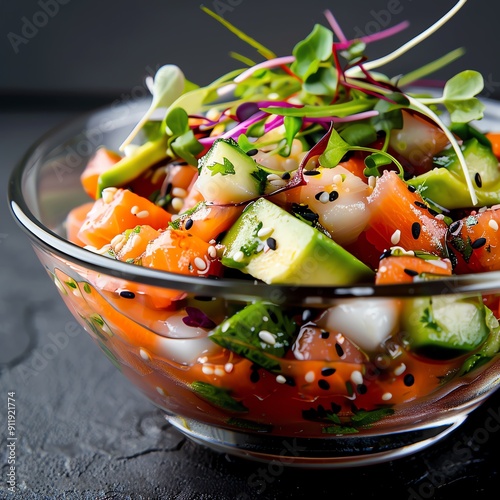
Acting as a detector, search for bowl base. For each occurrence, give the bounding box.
[164,413,467,468]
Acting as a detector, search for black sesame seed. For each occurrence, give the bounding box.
[321,330,330,339]
[411,222,421,239]
[285,377,296,386]
[321,367,337,377]
[281,171,291,180]
[379,249,392,260]
[185,218,194,230]
[315,191,326,201]
[318,379,330,390]
[302,408,316,420]
[414,201,427,209]
[302,212,319,222]
[250,370,260,383]
[246,148,258,156]
[356,384,368,394]
[471,237,487,249]
[266,237,277,250]
[449,220,462,234]
[304,170,321,176]
[317,404,327,417]
[475,172,483,188]
[268,310,278,323]
[331,402,342,413]
[329,190,339,202]
[165,182,173,195]
[404,374,415,387]
[404,268,419,277]
[119,290,135,299]
[408,185,417,193]
[335,343,344,357]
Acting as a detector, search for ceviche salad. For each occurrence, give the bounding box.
[59,0,500,434]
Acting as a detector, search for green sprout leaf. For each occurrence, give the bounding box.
[291,24,333,79]
[119,65,185,151]
[418,70,485,123]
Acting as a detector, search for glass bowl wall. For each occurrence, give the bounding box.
[9,97,500,467]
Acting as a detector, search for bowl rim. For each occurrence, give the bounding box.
[9,93,500,304]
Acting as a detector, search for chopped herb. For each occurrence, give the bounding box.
[191,381,248,412]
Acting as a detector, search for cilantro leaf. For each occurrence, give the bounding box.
[206,157,236,176]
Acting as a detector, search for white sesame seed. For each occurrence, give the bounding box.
[171,197,184,212]
[368,176,377,188]
[378,265,387,273]
[435,213,445,220]
[269,179,288,188]
[489,219,499,231]
[198,356,208,364]
[257,227,274,239]
[391,229,401,245]
[151,166,168,185]
[224,362,234,373]
[350,370,363,386]
[266,173,282,182]
[156,386,165,395]
[258,330,276,345]
[202,365,214,375]
[209,239,217,245]
[335,333,345,344]
[332,174,343,184]
[276,374,287,384]
[102,187,117,195]
[382,392,393,401]
[102,190,115,204]
[214,366,225,377]
[111,234,125,246]
[221,321,230,333]
[172,187,188,198]
[305,371,315,383]
[394,363,407,376]
[208,245,217,259]
[319,191,330,204]
[113,240,125,253]
[131,205,139,215]
[233,250,245,262]
[136,210,150,219]
[194,257,207,271]
[139,348,150,361]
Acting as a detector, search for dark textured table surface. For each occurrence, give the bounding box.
[1,104,500,500]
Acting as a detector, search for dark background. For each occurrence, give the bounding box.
[2,0,500,103]
[2,1,500,498]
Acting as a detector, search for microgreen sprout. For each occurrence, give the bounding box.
[119,64,185,151]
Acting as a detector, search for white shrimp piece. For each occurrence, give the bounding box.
[154,311,222,366]
[319,298,401,352]
[291,165,372,246]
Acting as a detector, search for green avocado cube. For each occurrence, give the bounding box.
[221,197,374,285]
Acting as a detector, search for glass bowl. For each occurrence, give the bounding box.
[9,96,500,468]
